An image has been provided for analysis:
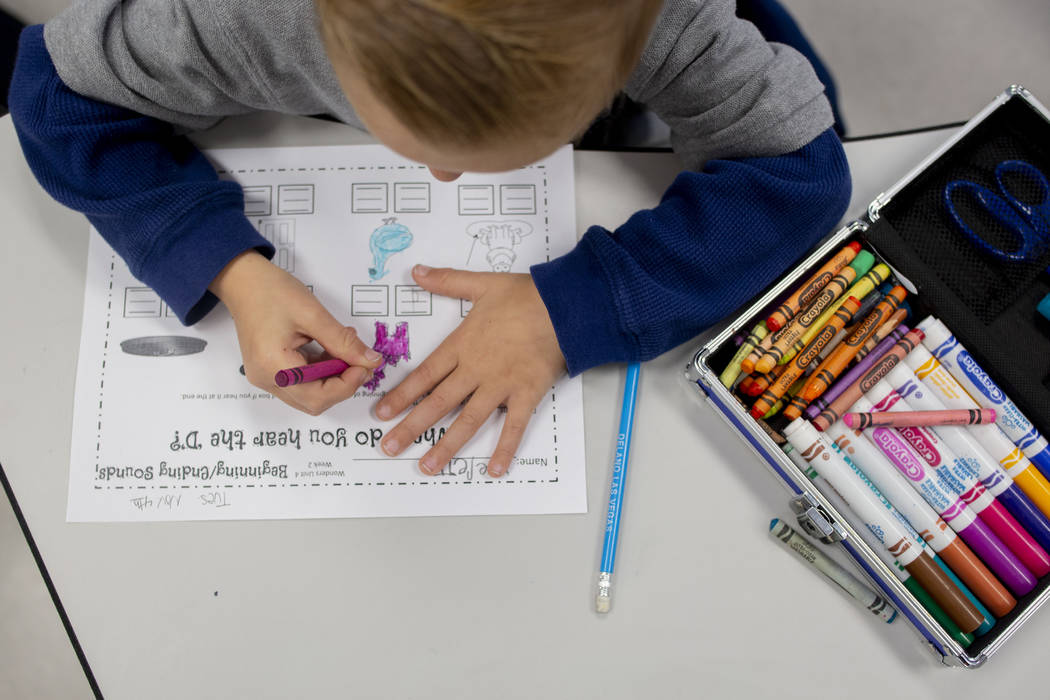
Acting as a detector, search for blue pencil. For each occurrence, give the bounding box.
[596,362,641,613]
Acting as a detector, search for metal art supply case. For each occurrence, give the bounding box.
[687,86,1050,668]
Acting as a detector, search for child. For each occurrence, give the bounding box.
[9,0,850,479]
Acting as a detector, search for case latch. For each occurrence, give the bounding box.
[789,493,846,544]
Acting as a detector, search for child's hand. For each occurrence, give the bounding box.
[375,265,566,478]
[210,251,384,414]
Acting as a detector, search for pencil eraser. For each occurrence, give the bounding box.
[596,596,610,614]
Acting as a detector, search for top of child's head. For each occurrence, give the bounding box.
[316,0,663,180]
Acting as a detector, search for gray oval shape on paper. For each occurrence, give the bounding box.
[120,336,207,357]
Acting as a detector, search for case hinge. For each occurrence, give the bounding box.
[789,493,847,544]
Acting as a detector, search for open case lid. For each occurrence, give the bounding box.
[863,86,1050,438]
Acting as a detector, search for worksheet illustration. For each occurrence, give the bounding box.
[68,144,584,522]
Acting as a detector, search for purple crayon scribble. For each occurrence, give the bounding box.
[364,321,410,391]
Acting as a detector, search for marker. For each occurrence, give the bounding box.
[750,297,860,419]
[766,241,861,332]
[862,381,1040,595]
[843,409,997,430]
[770,518,898,623]
[812,328,924,432]
[801,286,909,403]
[754,267,857,374]
[274,358,350,387]
[720,322,768,387]
[782,418,984,633]
[782,444,974,646]
[920,316,1050,479]
[829,405,1013,620]
[596,362,640,613]
[905,344,1050,522]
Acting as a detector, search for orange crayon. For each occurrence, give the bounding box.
[766,241,861,332]
[740,327,779,374]
[751,296,861,419]
[800,285,908,402]
[745,363,790,397]
[754,267,857,374]
[856,308,909,362]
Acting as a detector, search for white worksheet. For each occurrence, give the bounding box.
[68,144,585,522]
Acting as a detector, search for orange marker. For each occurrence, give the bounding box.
[800,285,908,402]
[754,267,857,374]
[766,241,862,332]
[750,296,861,419]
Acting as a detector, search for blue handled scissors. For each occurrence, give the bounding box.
[943,160,1050,263]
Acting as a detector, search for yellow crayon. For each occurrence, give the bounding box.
[780,264,892,366]
[720,322,769,387]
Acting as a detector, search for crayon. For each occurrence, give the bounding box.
[762,377,807,419]
[740,329,779,375]
[857,309,909,361]
[750,297,861,419]
[920,316,1050,480]
[744,363,790,397]
[783,418,984,633]
[862,380,1040,595]
[801,286,908,403]
[851,287,887,325]
[781,262,889,366]
[783,443,976,646]
[720,321,768,387]
[843,409,997,430]
[274,358,350,387]
[806,322,909,421]
[829,407,1014,619]
[812,328,924,432]
[754,267,858,374]
[905,344,1050,522]
[766,241,862,332]
[770,518,898,623]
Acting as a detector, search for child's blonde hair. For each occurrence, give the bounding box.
[316,0,663,146]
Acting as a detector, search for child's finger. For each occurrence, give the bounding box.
[486,400,534,477]
[301,309,383,369]
[412,264,487,301]
[279,365,372,415]
[374,350,457,420]
[379,370,476,460]
[418,390,503,475]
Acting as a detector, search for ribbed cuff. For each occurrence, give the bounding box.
[530,229,638,376]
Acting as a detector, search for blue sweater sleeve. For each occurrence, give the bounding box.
[531,128,851,375]
[8,25,275,325]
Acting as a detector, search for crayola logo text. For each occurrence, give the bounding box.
[957,351,1005,404]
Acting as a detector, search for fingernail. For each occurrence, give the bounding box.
[375,404,392,419]
[420,456,436,474]
[365,349,382,362]
[414,264,431,277]
[488,463,505,478]
[382,438,399,456]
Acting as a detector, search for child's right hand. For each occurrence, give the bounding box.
[209,251,384,414]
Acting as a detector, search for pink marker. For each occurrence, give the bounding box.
[274,358,349,387]
[863,380,1047,589]
[843,408,997,430]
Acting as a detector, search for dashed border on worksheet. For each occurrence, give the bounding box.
[93,163,560,490]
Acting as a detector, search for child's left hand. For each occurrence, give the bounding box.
[374,265,566,478]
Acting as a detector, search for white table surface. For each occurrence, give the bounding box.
[3,113,1047,700]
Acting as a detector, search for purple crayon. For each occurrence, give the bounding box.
[805,324,908,420]
[274,358,350,387]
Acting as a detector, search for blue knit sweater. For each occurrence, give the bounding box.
[10,24,851,375]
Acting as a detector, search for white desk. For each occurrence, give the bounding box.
[3,114,1046,699]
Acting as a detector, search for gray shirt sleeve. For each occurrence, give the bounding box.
[43,0,359,132]
[626,0,835,170]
